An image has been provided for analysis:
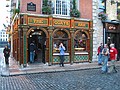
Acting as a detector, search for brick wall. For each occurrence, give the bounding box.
[20,0,42,14]
[20,0,92,19]
[80,0,92,19]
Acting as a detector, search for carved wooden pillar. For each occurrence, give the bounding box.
[48,28,53,66]
[18,26,22,65]
[70,29,75,64]
[22,26,29,67]
[89,29,94,63]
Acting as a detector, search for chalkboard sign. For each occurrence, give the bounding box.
[27,2,36,11]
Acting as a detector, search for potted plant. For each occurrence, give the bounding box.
[70,0,80,18]
[70,9,80,18]
[98,12,108,21]
[42,6,52,15]
[42,0,52,15]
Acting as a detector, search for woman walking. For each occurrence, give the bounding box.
[101,44,109,74]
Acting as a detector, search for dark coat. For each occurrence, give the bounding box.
[3,48,10,58]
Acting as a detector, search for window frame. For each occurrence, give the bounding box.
[44,0,79,16]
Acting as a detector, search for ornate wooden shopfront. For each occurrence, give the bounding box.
[12,13,93,66]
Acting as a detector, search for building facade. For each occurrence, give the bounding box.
[0,29,9,47]
[10,0,93,66]
[92,0,120,61]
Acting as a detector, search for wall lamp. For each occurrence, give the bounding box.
[110,0,118,5]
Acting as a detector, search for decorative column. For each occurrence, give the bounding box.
[22,26,29,67]
[48,28,53,66]
[18,26,22,65]
[89,29,94,63]
[70,29,75,64]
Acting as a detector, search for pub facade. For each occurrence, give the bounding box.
[12,14,93,66]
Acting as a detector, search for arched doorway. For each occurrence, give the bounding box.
[28,29,46,64]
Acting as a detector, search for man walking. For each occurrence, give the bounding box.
[108,44,118,73]
[97,43,103,65]
[3,45,10,65]
[29,41,36,63]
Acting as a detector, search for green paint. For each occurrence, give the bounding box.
[28,18,48,24]
[49,35,52,63]
[74,22,89,29]
[90,33,93,62]
[74,55,89,62]
[53,56,69,63]
[71,34,74,63]
[23,34,27,64]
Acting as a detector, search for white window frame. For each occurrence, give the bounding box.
[48,0,79,16]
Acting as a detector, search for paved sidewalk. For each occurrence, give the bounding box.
[1,56,120,76]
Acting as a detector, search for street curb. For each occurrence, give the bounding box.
[1,66,102,77]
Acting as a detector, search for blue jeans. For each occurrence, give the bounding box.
[30,51,35,63]
[101,56,108,72]
[98,53,103,64]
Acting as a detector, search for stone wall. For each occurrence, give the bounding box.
[92,0,103,61]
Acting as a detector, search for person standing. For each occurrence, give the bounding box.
[3,45,10,65]
[97,43,103,65]
[108,44,118,73]
[101,44,109,73]
[59,42,65,67]
[30,41,36,63]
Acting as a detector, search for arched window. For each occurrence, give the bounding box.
[53,30,69,52]
[74,31,88,51]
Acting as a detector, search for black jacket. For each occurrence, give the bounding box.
[3,48,10,58]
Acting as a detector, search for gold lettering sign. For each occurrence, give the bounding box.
[108,26,116,30]
[75,21,89,29]
[28,17,48,26]
[53,19,70,28]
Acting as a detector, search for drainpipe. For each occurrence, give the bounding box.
[10,13,18,57]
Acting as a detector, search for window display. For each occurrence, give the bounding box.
[74,31,87,51]
[53,30,68,53]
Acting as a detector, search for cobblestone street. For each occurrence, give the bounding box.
[0,67,120,90]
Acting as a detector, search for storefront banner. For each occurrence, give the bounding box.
[28,17,48,26]
[53,19,70,28]
[74,21,89,29]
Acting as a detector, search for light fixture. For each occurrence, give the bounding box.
[108,37,110,39]
[31,29,34,32]
[39,31,42,35]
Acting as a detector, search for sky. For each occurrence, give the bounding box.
[0,0,11,30]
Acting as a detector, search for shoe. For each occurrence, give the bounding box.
[98,63,102,65]
[101,71,106,74]
[114,70,117,73]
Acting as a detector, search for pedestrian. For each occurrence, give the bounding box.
[29,41,36,63]
[97,43,103,65]
[59,42,65,67]
[108,44,118,73]
[101,44,109,74]
[3,45,10,65]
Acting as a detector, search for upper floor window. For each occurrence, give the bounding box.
[43,0,79,16]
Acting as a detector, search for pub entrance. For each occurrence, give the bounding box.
[28,29,46,64]
[106,32,120,60]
